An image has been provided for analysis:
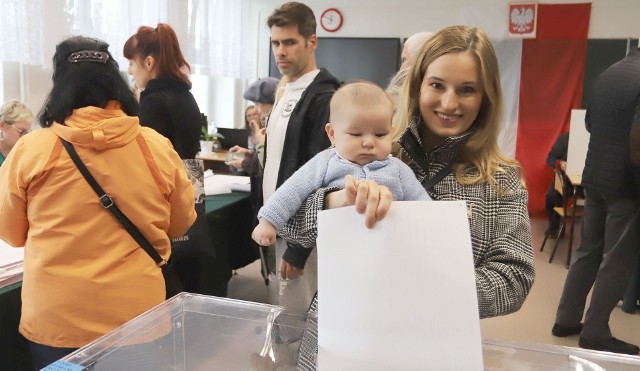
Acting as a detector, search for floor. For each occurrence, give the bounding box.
[227,217,640,351]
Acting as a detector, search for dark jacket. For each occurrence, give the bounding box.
[546,132,569,169]
[274,68,341,187]
[241,146,264,224]
[582,50,640,198]
[267,68,341,268]
[139,78,202,159]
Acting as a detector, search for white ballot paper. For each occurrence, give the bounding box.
[203,170,250,195]
[0,239,24,288]
[317,201,483,370]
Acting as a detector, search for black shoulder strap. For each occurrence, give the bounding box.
[59,138,166,267]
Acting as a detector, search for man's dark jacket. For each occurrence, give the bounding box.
[266,68,341,268]
[583,49,640,198]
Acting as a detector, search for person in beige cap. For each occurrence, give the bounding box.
[227,76,281,285]
[228,76,280,171]
[243,77,280,122]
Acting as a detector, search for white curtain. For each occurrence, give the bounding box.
[186,0,256,79]
[0,0,45,65]
[63,0,256,79]
[64,0,168,71]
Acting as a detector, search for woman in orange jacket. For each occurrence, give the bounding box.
[0,36,196,369]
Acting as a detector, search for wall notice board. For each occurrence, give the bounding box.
[269,37,401,87]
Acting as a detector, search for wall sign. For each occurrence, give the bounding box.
[509,2,538,38]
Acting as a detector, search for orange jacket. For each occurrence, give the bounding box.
[0,102,195,348]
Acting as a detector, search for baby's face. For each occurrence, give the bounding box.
[327,105,393,166]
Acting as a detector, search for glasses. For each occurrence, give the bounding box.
[9,125,30,137]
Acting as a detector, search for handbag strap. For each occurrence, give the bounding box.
[59,138,167,268]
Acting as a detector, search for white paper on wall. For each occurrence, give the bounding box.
[567,109,590,178]
[317,201,483,371]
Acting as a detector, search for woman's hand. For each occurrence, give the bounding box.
[225,157,244,170]
[326,175,393,228]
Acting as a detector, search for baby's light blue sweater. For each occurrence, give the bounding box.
[259,148,431,229]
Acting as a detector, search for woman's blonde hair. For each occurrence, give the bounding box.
[0,100,33,126]
[392,25,524,187]
[386,69,410,133]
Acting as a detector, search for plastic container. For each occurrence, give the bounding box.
[45,293,640,370]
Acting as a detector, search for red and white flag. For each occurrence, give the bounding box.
[464,3,591,215]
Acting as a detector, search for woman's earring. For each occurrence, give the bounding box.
[0,130,5,141]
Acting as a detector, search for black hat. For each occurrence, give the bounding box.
[243,77,279,104]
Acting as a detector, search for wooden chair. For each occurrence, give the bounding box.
[539,167,584,268]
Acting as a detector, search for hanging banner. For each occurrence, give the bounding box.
[509,2,538,38]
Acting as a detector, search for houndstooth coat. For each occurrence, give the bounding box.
[283,119,536,369]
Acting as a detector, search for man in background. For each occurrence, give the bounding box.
[544,132,569,236]
[399,31,433,70]
[553,46,640,355]
[262,2,341,312]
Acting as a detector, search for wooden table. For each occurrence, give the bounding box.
[566,174,581,186]
[196,150,232,175]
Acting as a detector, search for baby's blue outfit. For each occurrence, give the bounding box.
[258,147,431,229]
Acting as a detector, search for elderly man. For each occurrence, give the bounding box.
[399,31,433,70]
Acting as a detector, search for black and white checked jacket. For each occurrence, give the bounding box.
[283,120,536,369]
[282,118,535,319]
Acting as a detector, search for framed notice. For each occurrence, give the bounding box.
[508,2,538,38]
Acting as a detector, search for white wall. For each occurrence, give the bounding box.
[253,0,640,76]
[254,0,640,38]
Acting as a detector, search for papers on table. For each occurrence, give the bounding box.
[0,239,24,288]
[204,170,250,195]
[317,201,483,371]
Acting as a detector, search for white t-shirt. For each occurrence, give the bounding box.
[263,69,321,202]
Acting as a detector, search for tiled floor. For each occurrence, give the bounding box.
[227,217,640,351]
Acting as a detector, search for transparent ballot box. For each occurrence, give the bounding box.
[47,293,314,370]
[47,293,640,370]
[483,338,640,371]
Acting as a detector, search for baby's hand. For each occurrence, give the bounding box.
[252,219,277,246]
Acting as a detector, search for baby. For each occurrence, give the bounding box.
[252,81,431,246]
